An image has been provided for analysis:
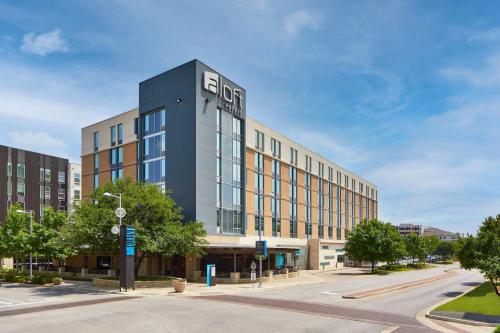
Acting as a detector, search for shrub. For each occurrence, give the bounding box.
[386,264,404,270]
[52,277,63,285]
[407,263,426,269]
[494,326,500,333]
[30,276,52,285]
[136,275,173,281]
[5,275,29,283]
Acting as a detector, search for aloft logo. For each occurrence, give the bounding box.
[203,71,244,111]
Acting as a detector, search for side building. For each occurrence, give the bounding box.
[396,224,425,237]
[80,60,378,277]
[81,108,139,198]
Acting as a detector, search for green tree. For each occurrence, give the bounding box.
[69,177,208,277]
[31,208,76,270]
[435,241,455,259]
[405,233,428,264]
[0,204,31,272]
[423,235,440,257]
[345,219,406,272]
[456,215,500,296]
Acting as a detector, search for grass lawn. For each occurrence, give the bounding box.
[435,282,500,316]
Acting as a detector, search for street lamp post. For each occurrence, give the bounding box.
[16,210,33,278]
[103,192,123,227]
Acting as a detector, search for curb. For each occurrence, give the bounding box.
[342,269,457,299]
[425,313,497,328]
[416,281,487,333]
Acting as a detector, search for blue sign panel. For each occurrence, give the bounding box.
[256,240,267,256]
[125,226,135,256]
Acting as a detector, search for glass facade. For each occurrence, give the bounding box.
[142,109,166,190]
[217,108,244,235]
[271,159,280,237]
[305,172,312,238]
[289,166,297,238]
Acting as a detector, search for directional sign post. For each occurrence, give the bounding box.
[120,225,135,291]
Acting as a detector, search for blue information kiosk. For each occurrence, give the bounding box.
[206,264,216,287]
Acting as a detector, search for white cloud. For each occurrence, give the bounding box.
[467,27,500,42]
[20,29,69,56]
[8,131,72,160]
[439,52,500,87]
[284,10,321,36]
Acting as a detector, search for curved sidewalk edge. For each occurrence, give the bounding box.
[426,312,498,328]
[342,269,457,299]
[416,282,492,333]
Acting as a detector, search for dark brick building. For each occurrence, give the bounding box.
[0,145,69,223]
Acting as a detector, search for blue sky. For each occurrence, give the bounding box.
[1,0,499,234]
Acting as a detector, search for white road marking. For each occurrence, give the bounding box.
[0,297,24,304]
[380,326,399,333]
[320,291,339,295]
[0,299,54,309]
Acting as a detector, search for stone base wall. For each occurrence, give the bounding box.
[93,278,172,289]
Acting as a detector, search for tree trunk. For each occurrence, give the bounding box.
[134,253,145,278]
[490,278,500,296]
[371,261,375,273]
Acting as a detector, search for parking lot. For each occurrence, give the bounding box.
[0,280,124,314]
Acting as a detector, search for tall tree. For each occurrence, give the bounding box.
[345,219,406,272]
[31,208,76,269]
[422,235,440,257]
[404,233,428,264]
[456,215,500,296]
[435,241,455,259]
[69,177,207,277]
[0,204,31,272]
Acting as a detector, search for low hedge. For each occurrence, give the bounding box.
[4,275,29,283]
[30,276,53,285]
[407,263,426,269]
[99,275,173,281]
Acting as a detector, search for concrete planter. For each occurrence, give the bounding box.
[230,272,240,284]
[172,279,186,293]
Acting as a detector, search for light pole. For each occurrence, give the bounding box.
[16,209,33,278]
[257,194,272,288]
[103,192,123,226]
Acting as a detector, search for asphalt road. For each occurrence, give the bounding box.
[0,265,485,333]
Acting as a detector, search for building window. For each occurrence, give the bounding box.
[7,181,12,196]
[74,189,81,200]
[74,173,81,185]
[39,186,44,199]
[271,159,281,237]
[143,108,166,136]
[117,123,123,145]
[58,189,65,200]
[328,167,333,181]
[345,175,349,188]
[17,164,25,178]
[94,174,99,188]
[93,131,99,152]
[289,166,297,238]
[255,130,264,151]
[336,185,341,240]
[7,162,12,177]
[305,155,312,172]
[305,172,312,238]
[271,138,281,158]
[254,152,264,231]
[45,186,51,199]
[318,179,324,239]
[111,126,116,146]
[290,147,297,166]
[40,168,44,181]
[318,162,324,178]
[17,183,25,196]
[337,171,342,185]
[44,169,51,182]
[94,154,99,173]
[58,171,65,183]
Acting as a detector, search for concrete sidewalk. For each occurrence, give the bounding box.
[131,270,325,297]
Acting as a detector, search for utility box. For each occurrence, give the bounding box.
[206,264,216,287]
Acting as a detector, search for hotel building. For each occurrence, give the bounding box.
[81,60,378,277]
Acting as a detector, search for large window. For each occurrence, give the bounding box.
[93,131,99,152]
[254,130,264,151]
[7,162,12,177]
[74,189,81,200]
[271,138,281,158]
[271,159,280,237]
[111,126,116,146]
[254,152,264,232]
[336,185,341,240]
[74,173,81,185]
[217,108,244,235]
[117,123,123,145]
[318,179,324,239]
[7,181,12,196]
[58,171,65,183]
[289,166,297,238]
[142,109,166,190]
[17,183,25,196]
[17,164,25,178]
[305,172,312,238]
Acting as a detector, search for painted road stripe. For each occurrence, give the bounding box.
[380,326,399,333]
